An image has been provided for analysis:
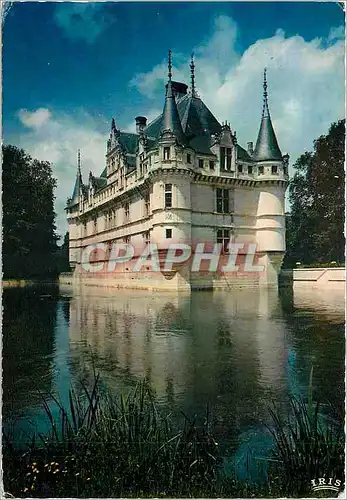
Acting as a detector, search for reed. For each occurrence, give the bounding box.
[267,373,345,497]
[3,372,344,498]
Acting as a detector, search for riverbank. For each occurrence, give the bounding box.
[2,279,58,288]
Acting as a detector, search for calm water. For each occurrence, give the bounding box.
[3,284,345,476]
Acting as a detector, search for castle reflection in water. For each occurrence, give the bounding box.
[62,285,345,440]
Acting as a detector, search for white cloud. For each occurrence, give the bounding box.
[133,18,345,173]
[15,109,107,238]
[14,17,345,238]
[18,108,52,129]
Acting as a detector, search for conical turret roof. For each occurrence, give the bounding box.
[253,70,282,162]
[159,51,187,145]
[70,150,83,204]
[161,80,188,145]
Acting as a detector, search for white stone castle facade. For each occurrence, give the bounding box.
[66,54,289,291]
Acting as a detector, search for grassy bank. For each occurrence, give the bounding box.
[3,375,344,498]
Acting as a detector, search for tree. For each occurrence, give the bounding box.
[55,231,71,273]
[284,120,345,267]
[2,145,58,279]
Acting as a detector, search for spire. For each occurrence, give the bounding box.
[77,148,81,175]
[168,49,172,81]
[262,68,269,118]
[160,50,187,145]
[111,117,116,130]
[71,149,83,202]
[190,53,196,97]
[253,69,282,162]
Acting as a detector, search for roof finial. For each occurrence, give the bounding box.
[111,117,116,130]
[262,68,269,118]
[190,53,196,96]
[77,149,81,174]
[168,50,172,81]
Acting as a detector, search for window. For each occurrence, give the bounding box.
[144,194,150,217]
[220,147,225,170]
[248,165,253,175]
[166,228,172,239]
[94,218,97,233]
[258,166,264,175]
[144,231,150,245]
[216,188,230,213]
[209,161,215,170]
[164,147,170,160]
[123,236,130,244]
[238,165,243,173]
[284,166,288,175]
[226,148,232,170]
[165,184,172,208]
[149,155,152,166]
[198,159,204,168]
[272,165,278,174]
[124,202,130,222]
[187,153,191,164]
[217,229,230,253]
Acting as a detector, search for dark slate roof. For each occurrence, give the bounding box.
[69,170,83,205]
[145,94,222,141]
[188,134,214,155]
[160,80,187,145]
[119,132,138,154]
[100,167,107,178]
[237,145,254,162]
[93,177,107,191]
[253,114,282,161]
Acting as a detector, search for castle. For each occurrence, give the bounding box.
[66,53,289,291]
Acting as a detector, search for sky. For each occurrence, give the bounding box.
[3,1,345,239]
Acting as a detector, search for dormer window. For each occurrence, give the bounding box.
[272,165,278,174]
[220,147,225,170]
[238,165,243,174]
[187,153,192,164]
[209,161,215,170]
[164,147,170,160]
[198,159,204,168]
[259,166,264,175]
[248,166,253,175]
[226,148,232,170]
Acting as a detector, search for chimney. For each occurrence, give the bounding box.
[165,81,188,99]
[247,141,254,155]
[135,116,147,134]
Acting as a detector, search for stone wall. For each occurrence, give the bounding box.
[280,267,345,289]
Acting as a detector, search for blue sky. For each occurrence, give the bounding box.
[3,2,345,237]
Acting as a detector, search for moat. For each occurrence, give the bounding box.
[3,284,345,477]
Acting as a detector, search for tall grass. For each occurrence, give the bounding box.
[4,376,221,497]
[3,372,345,498]
[267,371,345,497]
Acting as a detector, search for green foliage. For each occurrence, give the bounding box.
[55,232,71,274]
[284,120,345,268]
[2,145,59,279]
